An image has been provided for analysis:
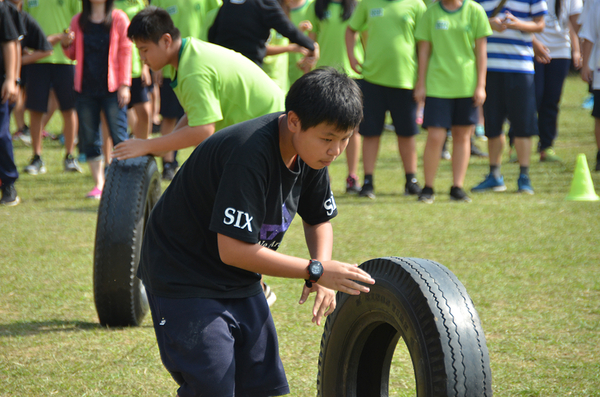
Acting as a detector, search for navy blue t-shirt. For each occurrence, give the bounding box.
[138,112,337,299]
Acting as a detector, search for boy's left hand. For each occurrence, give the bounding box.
[113,138,151,160]
[299,283,336,326]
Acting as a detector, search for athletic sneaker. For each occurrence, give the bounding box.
[449,186,472,202]
[24,155,47,175]
[86,187,103,200]
[470,139,488,158]
[474,124,487,141]
[540,147,561,162]
[13,126,31,146]
[582,94,594,110]
[263,282,277,307]
[42,130,57,140]
[418,186,435,204]
[441,139,451,160]
[404,178,422,195]
[162,161,179,181]
[517,174,534,195]
[346,175,361,194]
[359,183,376,199]
[0,184,20,206]
[471,173,507,192]
[64,154,83,173]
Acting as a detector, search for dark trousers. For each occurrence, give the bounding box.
[0,100,18,185]
[534,58,571,151]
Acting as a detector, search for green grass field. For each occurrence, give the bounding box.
[1,75,599,396]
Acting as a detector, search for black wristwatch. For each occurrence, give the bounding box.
[305,259,323,288]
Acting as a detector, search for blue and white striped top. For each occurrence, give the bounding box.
[477,0,548,73]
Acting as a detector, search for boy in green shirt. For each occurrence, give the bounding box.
[346,0,426,198]
[414,0,492,203]
[22,0,81,175]
[112,6,285,160]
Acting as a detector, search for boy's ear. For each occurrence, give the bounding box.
[161,33,173,49]
[287,111,303,133]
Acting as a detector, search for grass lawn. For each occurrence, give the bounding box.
[1,75,599,396]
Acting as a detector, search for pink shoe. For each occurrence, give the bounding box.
[86,187,102,199]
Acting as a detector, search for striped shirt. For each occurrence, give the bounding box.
[477,0,547,73]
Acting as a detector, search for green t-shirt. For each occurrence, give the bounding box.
[165,38,285,131]
[153,0,222,39]
[114,0,146,78]
[23,0,81,64]
[415,0,491,98]
[349,0,426,88]
[288,0,314,85]
[262,30,290,92]
[306,1,364,79]
[199,7,219,41]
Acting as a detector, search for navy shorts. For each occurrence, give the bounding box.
[160,78,185,119]
[128,77,149,108]
[422,97,478,129]
[592,90,600,119]
[25,63,76,112]
[359,80,419,137]
[483,71,538,139]
[147,291,290,397]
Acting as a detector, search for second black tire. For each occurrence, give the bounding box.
[317,257,492,396]
[93,156,161,327]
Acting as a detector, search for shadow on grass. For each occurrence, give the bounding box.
[0,319,150,337]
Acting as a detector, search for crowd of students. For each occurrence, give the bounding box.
[1,0,599,207]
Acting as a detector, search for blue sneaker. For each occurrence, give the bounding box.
[471,173,507,192]
[582,94,594,110]
[517,174,534,195]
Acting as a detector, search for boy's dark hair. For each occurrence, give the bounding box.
[80,0,115,32]
[285,68,363,131]
[315,0,357,21]
[127,6,181,44]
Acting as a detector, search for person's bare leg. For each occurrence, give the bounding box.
[362,136,380,176]
[100,112,113,165]
[89,159,105,191]
[451,126,472,188]
[397,135,417,174]
[41,90,59,132]
[514,137,532,167]
[61,109,77,156]
[487,134,505,166]
[161,117,178,163]
[346,129,360,177]
[133,102,151,139]
[422,127,446,188]
[13,89,26,131]
[29,110,44,156]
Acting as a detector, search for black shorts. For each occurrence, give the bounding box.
[359,80,419,137]
[422,97,478,129]
[128,77,149,108]
[147,291,290,397]
[592,90,600,119]
[25,63,76,112]
[160,78,184,119]
[483,71,538,139]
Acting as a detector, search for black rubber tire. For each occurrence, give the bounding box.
[93,156,161,327]
[317,257,492,397]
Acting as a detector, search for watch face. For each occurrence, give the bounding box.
[309,260,323,278]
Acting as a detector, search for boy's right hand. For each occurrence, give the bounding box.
[317,260,374,295]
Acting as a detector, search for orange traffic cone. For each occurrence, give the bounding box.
[566,153,600,201]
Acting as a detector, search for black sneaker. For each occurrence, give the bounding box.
[404,178,422,195]
[450,186,472,202]
[346,175,361,194]
[0,184,20,206]
[359,183,375,199]
[418,186,435,204]
[162,161,179,181]
[64,154,83,173]
[24,155,47,175]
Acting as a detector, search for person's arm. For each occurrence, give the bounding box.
[1,40,18,103]
[298,220,336,325]
[116,12,132,108]
[504,13,545,33]
[217,231,374,324]
[345,27,361,74]
[266,43,308,56]
[21,48,53,65]
[414,40,430,105]
[569,17,582,69]
[112,115,216,159]
[473,37,487,107]
[265,0,315,53]
[580,39,594,83]
[532,34,551,63]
